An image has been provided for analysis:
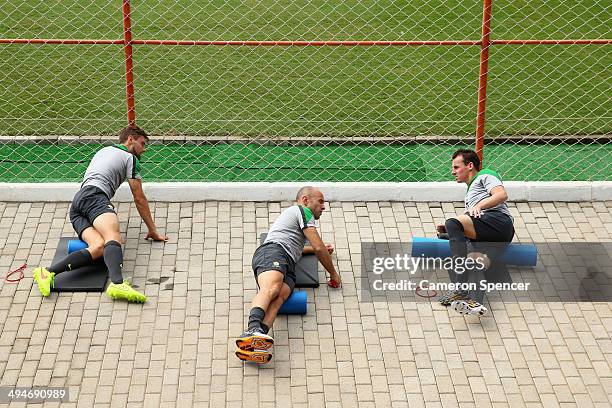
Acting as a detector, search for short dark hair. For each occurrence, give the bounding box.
[452,148,481,170]
[296,186,316,201]
[119,126,149,143]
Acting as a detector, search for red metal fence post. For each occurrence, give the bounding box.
[122,0,136,126]
[475,0,493,162]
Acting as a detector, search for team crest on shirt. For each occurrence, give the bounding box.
[273,261,280,267]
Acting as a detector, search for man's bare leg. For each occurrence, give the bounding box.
[92,213,123,284]
[236,270,284,354]
[262,283,292,329]
[91,213,146,303]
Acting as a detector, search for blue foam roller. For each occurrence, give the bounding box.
[68,239,88,254]
[411,237,537,266]
[278,291,307,315]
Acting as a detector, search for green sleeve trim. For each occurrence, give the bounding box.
[479,168,502,181]
[467,168,502,191]
[299,206,314,227]
[132,155,141,178]
[302,206,313,223]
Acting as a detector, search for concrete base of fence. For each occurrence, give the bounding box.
[1,181,611,202]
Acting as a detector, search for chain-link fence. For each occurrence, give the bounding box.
[1,1,610,182]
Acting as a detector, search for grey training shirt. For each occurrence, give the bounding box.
[81,145,142,199]
[464,169,512,218]
[264,205,318,263]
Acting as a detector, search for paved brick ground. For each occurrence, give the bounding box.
[0,200,611,407]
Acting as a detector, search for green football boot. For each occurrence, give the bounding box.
[33,267,55,297]
[106,281,147,303]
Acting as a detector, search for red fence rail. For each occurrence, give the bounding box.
[2,39,609,46]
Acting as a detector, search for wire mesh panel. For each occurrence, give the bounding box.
[132,1,483,41]
[0,1,124,137]
[487,1,611,180]
[2,1,121,39]
[136,45,479,137]
[0,1,610,182]
[0,44,125,137]
[492,1,610,40]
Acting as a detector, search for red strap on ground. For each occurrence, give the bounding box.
[5,263,27,283]
[415,286,437,298]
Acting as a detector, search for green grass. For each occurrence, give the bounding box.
[1,143,610,182]
[0,1,609,138]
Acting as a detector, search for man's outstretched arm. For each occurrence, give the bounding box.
[128,178,168,241]
[303,243,334,255]
[303,227,341,287]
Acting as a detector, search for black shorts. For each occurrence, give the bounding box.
[69,186,116,240]
[469,210,515,260]
[252,242,297,293]
[470,210,514,242]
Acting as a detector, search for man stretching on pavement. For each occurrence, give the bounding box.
[235,186,341,364]
[33,126,168,302]
[437,148,514,316]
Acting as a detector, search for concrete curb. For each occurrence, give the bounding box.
[1,181,610,202]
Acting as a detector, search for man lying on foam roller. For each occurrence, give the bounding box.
[436,149,515,317]
[33,126,168,303]
[235,186,341,364]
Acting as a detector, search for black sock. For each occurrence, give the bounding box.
[445,218,467,258]
[48,249,93,274]
[260,323,270,334]
[445,218,469,283]
[247,307,266,331]
[103,241,124,284]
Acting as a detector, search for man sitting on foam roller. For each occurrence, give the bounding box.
[436,149,514,317]
[235,186,341,364]
[33,126,168,302]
